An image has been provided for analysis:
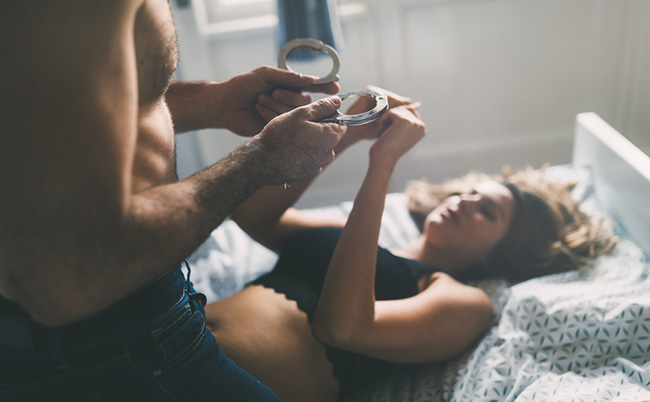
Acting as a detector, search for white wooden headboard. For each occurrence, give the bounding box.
[573,112,650,256]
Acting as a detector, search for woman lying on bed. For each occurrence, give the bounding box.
[203,88,616,402]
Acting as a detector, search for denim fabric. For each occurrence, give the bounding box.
[0,267,283,402]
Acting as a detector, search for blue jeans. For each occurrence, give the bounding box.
[0,266,283,402]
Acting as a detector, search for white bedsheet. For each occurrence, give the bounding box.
[187,193,421,303]
[187,167,650,401]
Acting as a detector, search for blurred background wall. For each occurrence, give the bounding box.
[172,0,650,208]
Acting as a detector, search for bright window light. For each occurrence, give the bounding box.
[217,0,271,5]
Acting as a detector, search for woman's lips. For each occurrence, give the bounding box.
[442,208,460,225]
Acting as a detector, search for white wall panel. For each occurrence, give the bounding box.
[173,0,649,207]
[618,0,650,155]
[373,0,620,184]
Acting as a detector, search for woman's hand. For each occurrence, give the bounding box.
[335,86,415,150]
[368,103,426,167]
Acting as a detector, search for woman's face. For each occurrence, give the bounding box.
[423,180,516,270]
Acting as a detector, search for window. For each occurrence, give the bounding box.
[204,0,276,24]
[193,0,365,37]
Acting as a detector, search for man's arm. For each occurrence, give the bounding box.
[165,81,218,133]
[0,1,343,326]
[230,87,418,251]
[165,72,339,135]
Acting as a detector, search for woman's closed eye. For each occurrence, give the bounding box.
[468,189,498,222]
[479,205,496,221]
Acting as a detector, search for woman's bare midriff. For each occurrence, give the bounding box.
[204,285,340,402]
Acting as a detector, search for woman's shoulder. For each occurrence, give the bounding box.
[418,272,492,307]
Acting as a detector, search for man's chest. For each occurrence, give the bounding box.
[134,0,178,105]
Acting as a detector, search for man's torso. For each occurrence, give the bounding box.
[132,0,179,192]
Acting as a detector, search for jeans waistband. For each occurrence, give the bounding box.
[0,266,188,353]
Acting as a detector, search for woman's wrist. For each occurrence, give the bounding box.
[367,156,397,177]
[368,147,400,170]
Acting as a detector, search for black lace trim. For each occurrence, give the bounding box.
[251,272,405,399]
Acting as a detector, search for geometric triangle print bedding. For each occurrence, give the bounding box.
[367,239,650,402]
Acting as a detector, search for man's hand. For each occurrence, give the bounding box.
[250,96,347,185]
[252,85,421,157]
[210,66,339,136]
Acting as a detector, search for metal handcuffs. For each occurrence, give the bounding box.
[277,38,388,126]
[325,90,389,126]
[277,39,389,188]
[277,38,341,84]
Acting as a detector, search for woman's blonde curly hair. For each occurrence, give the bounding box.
[405,167,617,282]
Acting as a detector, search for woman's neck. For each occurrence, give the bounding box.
[390,236,466,277]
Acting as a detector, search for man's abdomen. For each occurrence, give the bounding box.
[132,99,178,192]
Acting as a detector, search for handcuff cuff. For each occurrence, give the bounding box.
[277,38,389,189]
[278,38,341,84]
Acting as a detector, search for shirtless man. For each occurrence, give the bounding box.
[0,1,344,400]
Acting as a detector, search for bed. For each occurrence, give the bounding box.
[187,112,650,401]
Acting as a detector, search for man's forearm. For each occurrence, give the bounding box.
[166,81,221,133]
[124,140,266,270]
[6,95,344,327]
[11,140,266,326]
[231,133,357,248]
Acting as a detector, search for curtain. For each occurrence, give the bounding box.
[276,0,344,60]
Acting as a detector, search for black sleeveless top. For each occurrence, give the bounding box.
[251,227,438,400]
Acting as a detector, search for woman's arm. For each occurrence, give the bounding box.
[315,271,493,363]
[228,131,365,252]
[230,88,415,251]
[312,105,492,363]
[229,180,346,252]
